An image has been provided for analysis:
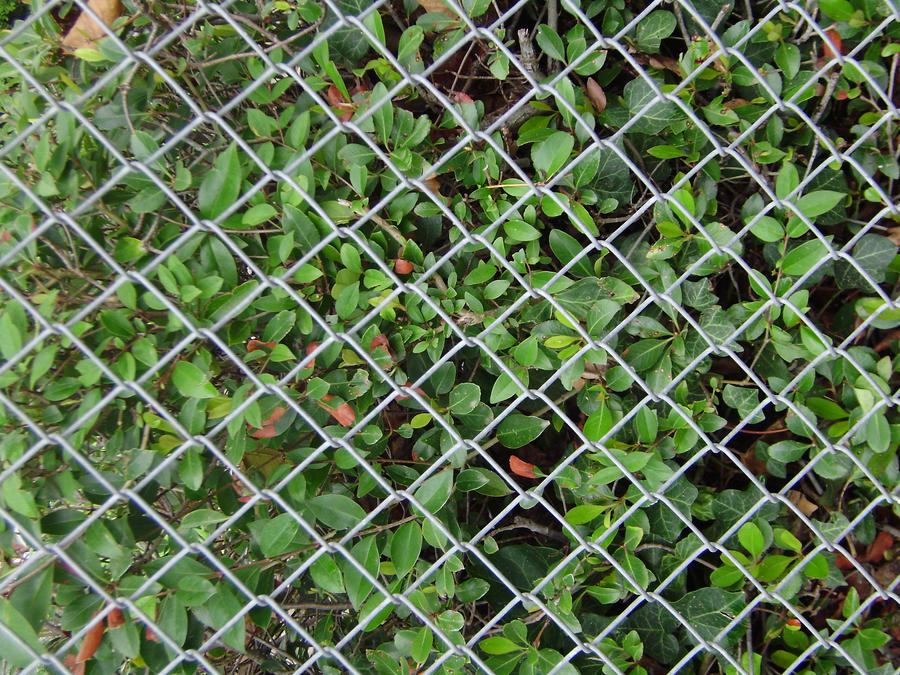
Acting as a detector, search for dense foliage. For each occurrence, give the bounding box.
[1,0,899,673]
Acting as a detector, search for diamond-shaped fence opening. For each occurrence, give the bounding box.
[3,0,900,673]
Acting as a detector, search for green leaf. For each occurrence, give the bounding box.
[449,382,481,414]
[671,588,746,647]
[390,521,422,579]
[490,369,528,403]
[565,504,606,525]
[341,536,379,609]
[721,384,764,424]
[767,440,808,462]
[0,313,22,361]
[158,595,188,647]
[549,230,593,276]
[260,513,300,557]
[496,414,549,449]
[625,339,669,371]
[179,447,204,491]
[504,219,542,242]
[412,626,433,663]
[819,0,854,21]
[198,584,246,652]
[795,190,845,219]
[634,406,658,444]
[738,522,765,559]
[535,24,565,62]
[749,215,784,242]
[171,361,218,399]
[614,547,652,591]
[336,281,360,319]
[866,412,891,453]
[0,597,44,666]
[583,401,614,442]
[198,143,241,219]
[9,566,52,634]
[310,554,345,594]
[282,203,321,251]
[242,203,277,226]
[480,636,523,654]
[457,468,511,496]
[306,494,367,530]
[181,509,230,530]
[634,10,676,53]
[532,131,574,178]
[781,238,831,276]
[835,234,898,290]
[623,601,680,664]
[624,78,679,134]
[645,476,698,542]
[412,471,454,514]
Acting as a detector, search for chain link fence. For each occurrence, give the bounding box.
[0,0,899,673]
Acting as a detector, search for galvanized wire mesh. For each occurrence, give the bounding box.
[1,0,899,673]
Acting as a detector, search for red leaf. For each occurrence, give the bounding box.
[785,618,801,629]
[396,382,426,401]
[370,335,390,351]
[864,531,893,562]
[146,627,159,642]
[247,339,277,352]
[509,455,536,479]
[453,92,474,104]
[317,397,356,427]
[327,84,347,105]
[823,29,842,59]
[304,342,318,370]
[835,553,855,570]
[106,608,124,629]
[586,77,607,113]
[249,424,277,439]
[76,612,105,665]
[248,406,286,438]
[394,258,413,274]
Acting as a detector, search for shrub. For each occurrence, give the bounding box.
[0,0,899,673]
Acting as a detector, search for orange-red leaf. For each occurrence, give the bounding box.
[304,342,318,370]
[76,613,105,665]
[586,77,607,113]
[106,608,124,629]
[247,339,277,352]
[864,530,893,562]
[317,398,356,427]
[370,335,390,352]
[394,258,413,274]
[509,455,536,479]
[146,627,159,642]
[249,424,277,439]
[823,29,842,59]
[327,84,347,105]
[454,92,475,104]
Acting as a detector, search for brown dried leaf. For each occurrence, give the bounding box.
[864,530,893,563]
[416,0,456,17]
[887,226,900,246]
[318,396,356,427]
[787,489,818,517]
[586,78,607,113]
[62,0,123,50]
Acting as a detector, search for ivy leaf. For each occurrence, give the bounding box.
[634,10,676,53]
[645,476,698,542]
[835,234,897,290]
[721,384,764,424]
[497,414,548,449]
[671,588,747,647]
[622,601,680,664]
[624,78,679,134]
